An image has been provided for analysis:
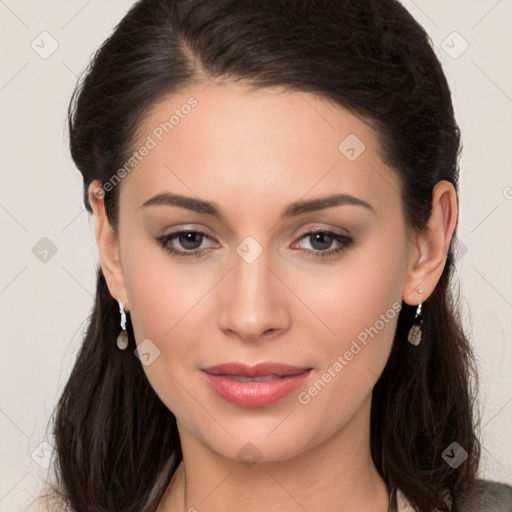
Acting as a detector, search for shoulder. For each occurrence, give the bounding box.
[452,479,512,512]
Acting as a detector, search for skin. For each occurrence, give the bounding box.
[88,81,457,512]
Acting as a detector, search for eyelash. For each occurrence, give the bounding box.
[155,229,354,261]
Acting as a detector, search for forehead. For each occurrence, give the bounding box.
[120,82,400,216]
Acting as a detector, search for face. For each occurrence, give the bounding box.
[97,82,417,462]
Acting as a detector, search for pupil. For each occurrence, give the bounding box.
[180,232,202,250]
[311,232,332,251]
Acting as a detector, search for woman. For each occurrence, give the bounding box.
[37,0,512,510]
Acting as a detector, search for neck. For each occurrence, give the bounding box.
[158,397,390,512]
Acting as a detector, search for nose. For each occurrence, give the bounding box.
[217,248,290,342]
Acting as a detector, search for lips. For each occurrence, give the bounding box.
[201,362,313,407]
[202,362,312,378]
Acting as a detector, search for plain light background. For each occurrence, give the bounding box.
[1,0,511,509]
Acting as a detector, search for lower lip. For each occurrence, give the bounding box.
[202,370,312,407]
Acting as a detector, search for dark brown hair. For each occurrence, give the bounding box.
[42,0,481,510]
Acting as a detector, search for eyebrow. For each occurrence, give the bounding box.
[140,192,375,220]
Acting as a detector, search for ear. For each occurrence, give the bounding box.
[88,180,130,310]
[402,180,458,306]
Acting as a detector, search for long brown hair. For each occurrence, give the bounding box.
[41,0,480,510]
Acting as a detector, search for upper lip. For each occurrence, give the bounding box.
[202,362,312,378]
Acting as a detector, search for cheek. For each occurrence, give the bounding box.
[292,233,407,406]
[294,231,407,351]
[122,234,209,340]
[120,237,217,413]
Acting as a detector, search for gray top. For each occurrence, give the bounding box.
[453,479,512,511]
[398,479,512,511]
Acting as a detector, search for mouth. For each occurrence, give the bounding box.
[201,362,313,407]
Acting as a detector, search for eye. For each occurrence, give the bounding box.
[156,230,215,259]
[292,230,354,260]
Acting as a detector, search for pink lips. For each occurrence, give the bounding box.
[201,362,313,407]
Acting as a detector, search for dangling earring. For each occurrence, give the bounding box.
[407,302,423,346]
[117,300,129,350]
